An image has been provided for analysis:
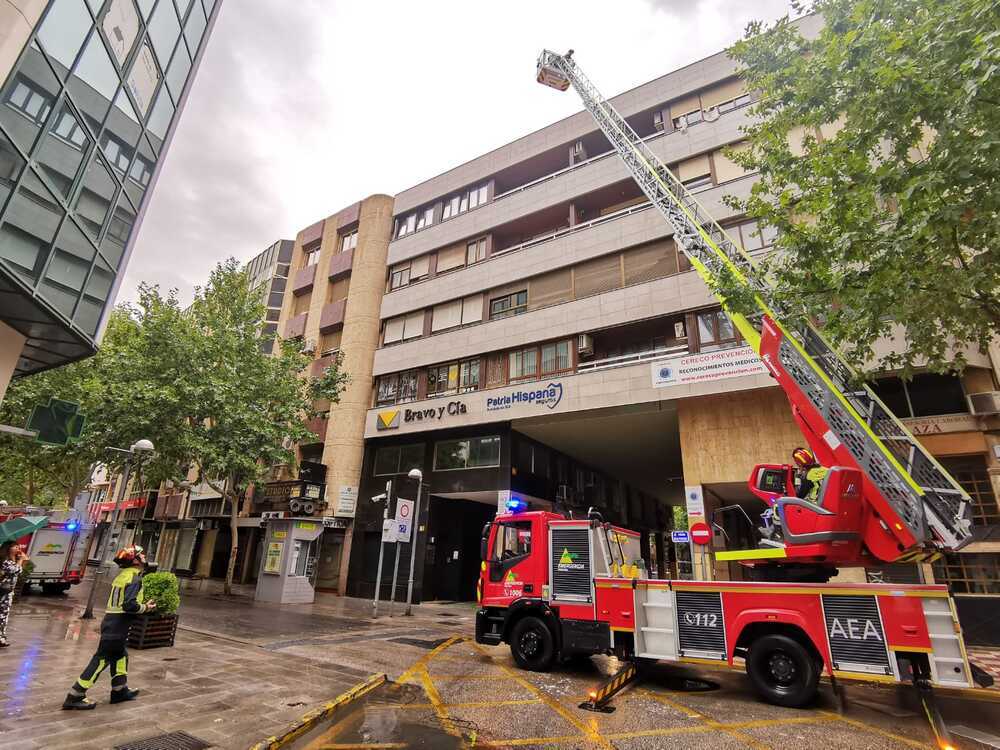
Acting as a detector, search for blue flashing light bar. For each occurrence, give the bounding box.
[505,497,527,513]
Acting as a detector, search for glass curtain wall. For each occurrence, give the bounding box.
[0,0,217,345]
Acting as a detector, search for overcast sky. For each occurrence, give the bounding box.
[120,0,793,305]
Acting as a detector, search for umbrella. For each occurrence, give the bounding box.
[0,515,48,544]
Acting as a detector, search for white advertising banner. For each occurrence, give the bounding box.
[651,345,766,389]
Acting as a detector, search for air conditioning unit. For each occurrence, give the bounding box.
[968,391,1000,415]
[577,333,594,356]
[302,338,316,354]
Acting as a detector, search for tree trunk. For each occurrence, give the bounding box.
[224,476,239,596]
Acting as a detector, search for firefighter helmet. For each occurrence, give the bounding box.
[113,544,146,567]
[792,447,816,468]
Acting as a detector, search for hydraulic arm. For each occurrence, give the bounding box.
[536,50,972,562]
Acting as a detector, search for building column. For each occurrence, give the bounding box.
[0,320,26,403]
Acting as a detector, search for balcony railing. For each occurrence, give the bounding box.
[577,343,688,374]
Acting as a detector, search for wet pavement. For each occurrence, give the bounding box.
[0,583,473,749]
[294,637,1000,750]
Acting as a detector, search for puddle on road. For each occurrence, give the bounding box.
[291,682,465,750]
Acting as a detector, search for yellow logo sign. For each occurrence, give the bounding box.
[559,548,575,565]
[377,409,400,430]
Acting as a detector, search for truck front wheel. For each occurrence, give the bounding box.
[746,633,819,708]
[510,616,556,672]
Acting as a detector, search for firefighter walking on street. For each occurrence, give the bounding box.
[63,545,157,710]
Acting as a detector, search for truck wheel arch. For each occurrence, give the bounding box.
[503,599,561,652]
[732,609,829,674]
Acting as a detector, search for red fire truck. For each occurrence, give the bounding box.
[0,507,91,593]
[474,48,991,734]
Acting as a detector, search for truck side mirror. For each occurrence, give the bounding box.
[480,522,492,561]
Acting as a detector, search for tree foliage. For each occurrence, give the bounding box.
[725,0,1000,374]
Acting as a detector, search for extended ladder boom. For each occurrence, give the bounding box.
[536,50,972,560]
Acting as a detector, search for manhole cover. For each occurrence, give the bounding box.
[387,637,451,650]
[114,731,211,750]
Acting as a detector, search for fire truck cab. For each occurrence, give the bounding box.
[476,510,976,707]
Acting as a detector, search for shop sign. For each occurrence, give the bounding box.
[263,542,283,573]
[296,521,317,530]
[335,485,359,518]
[651,345,766,389]
[273,530,287,540]
[902,414,978,435]
[321,516,350,529]
[404,401,468,423]
[486,382,564,412]
[685,485,705,519]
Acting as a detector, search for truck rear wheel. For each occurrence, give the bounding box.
[746,633,819,708]
[510,616,555,672]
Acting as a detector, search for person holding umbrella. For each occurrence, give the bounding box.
[0,541,29,647]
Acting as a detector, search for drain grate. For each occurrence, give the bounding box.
[114,731,212,750]
[387,636,451,650]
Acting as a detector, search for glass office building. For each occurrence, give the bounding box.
[0,0,220,380]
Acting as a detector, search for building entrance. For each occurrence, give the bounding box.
[424,496,496,601]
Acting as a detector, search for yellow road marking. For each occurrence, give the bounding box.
[426,674,519,681]
[366,699,543,711]
[639,688,776,750]
[470,642,613,750]
[824,710,931,749]
[396,635,465,685]
[480,736,592,747]
[419,666,466,747]
[317,745,406,749]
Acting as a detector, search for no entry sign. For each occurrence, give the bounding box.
[689,522,712,546]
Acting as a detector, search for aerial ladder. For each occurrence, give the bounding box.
[535,50,973,571]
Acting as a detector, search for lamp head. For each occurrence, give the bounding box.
[408,468,423,481]
[131,439,154,453]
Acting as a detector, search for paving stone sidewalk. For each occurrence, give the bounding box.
[0,583,472,750]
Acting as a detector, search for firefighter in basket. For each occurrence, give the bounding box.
[792,447,829,504]
[63,545,156,710]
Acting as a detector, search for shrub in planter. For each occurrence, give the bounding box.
[141,571,180,614]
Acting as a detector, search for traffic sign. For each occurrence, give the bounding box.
[395,498,414,543]
[381,518,398,543]
[670,530,690,544]
[690,522,712,545]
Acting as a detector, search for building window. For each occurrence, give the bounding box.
[427,363,459,396]
[941,457,999,527]
[932,553,1000,595]
[466,237,487,265]
[374,444,425,476]
[653,110,664,131]
[103,133,132,173]
[396,213,417,238]
[727,218,778,252]
[302,244,320,267]
[696,309,738,352]
[541,340,572,374]
[681,174,713,191]
[459,359,480,393]
[672,107,703,129]
[443,183,488,220]
[52,108,86,149]
[376,370,418,406]
[509,347,538,381]
[390,264,410,290]
[490,290,527,320]
[340,230,358,253]
[870,373,967,419]
[416,207,434,231]
[717,92,752,114]
[486,354,505,387]
[434,436,501,471]
[6,75,52,125]
[128,155,153,186]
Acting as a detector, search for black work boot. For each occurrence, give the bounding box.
[62,694,97,710]
[110,688,140,704]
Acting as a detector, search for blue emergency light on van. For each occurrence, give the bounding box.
[505,497,527,513]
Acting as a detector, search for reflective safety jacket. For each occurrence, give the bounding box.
[100,567,145,641]
[798,466,829,504]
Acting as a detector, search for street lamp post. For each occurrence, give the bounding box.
[404,468,423,616]
[81,439,154,620]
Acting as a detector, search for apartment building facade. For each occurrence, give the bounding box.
[346,17,1000,638]
[262,194,395,594]
[0,0,221,400]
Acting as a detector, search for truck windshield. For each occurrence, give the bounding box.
[493,521,531,561]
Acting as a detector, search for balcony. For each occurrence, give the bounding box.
[304,413,329,443]
[319,298,347,332]
[386,106,752,264]
[578,343,689,374]
[328,247,354,279]
[312,352,339,376]
[152,492,184,521]
[189,497,232,518]
[284,312,307,339]
[291,264,316,295]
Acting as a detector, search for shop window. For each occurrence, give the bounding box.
[941,457,999,527]
[490,290,527,320]
[374,444,425,476]
[696,309,738,351]
[427,362,459,396]
[434,435,501,470]
[932,553,1000,595]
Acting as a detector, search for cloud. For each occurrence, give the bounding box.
[117,0,793,307]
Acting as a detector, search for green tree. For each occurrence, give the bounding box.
[188,260,348,594]
[724,0,1000,375]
